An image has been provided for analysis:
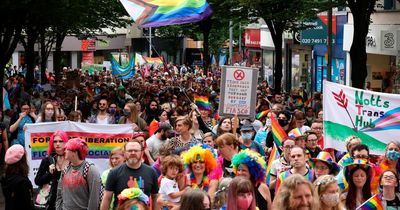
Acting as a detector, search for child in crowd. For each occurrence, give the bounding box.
[159,154,186,209]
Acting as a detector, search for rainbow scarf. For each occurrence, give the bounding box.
[270,115,287,147]
[256,110,269,120]
[356,194,383,210]
[194,95,211,111]
[120,0,213,28]
[190,173,209,192]
[266,143,280,186]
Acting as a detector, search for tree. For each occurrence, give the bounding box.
[239,0,332,93]
[0,0,28,108]
[347,0,377,88]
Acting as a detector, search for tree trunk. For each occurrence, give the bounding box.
[200,18,212,75]
[40,29,48,84]
[0,25,22,109]
[348,0,376,88]
[24,26,39,90]
[53,32,66,84]
[266,20,285,94]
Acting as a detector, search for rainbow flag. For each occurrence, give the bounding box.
[356,194,383,210]
[143,56,164,65]
[256,110,269,120]
[266,143,280,186]
[304,98,313,107]
[119,0,213,28]
[270,115,288,147]
[288,127,302,138]
[194,95,211,111]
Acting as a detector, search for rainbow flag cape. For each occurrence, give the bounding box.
[266,143,280,186]
[194,95,211,111]
[356,194,383,210]
[119,0,213,28]
[288,127,302,138]
[270,115,287,147]
[256,110,269,120]
[143,56,164,65]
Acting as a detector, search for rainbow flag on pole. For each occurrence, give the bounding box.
[143,56,164,65]
[356,194,383,210]
[194,95,211,111]
[256,110,269,120]
[288,127,302,138]
[266,143,280,186]
[119,0,213,28]
[270,115,288,147]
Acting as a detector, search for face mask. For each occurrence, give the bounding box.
[278,119,289,127]
[237,195,252,209]
[241,133,253,141]
[45,111,54,118]
[320,193,340,207]
[265,118,271,127]
[109,108,116,114]
[123,110,131,116]
[387,150,400,161]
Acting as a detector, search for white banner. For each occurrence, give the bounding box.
[25,121,133,188]
[323,81,400,155]
[219,66,258,120]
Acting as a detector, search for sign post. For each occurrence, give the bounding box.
[219,66,258,120]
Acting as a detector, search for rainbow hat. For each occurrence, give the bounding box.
[309,151,341,176]
[343,159,372,182]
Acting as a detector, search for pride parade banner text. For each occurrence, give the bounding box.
[25,121,133,187]
[323,81,400,155]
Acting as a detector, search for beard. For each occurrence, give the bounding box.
[127,156,141,165]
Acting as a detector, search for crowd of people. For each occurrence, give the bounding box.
[0,63,399,210]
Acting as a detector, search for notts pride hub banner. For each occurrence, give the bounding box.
[323,81,400,155]
[25,121,133,187]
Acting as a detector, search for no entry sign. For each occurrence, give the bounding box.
[219,66,258,120]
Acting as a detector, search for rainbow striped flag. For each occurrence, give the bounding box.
[266,143,280,186]
[143,56,164,65]
[256,110,269,120]
[119,0,213,28]
[356,194,383,210]
[270,115,288,147]
[288,127,302,138]
[194,95,211,111]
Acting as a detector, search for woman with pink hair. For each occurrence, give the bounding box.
[34,130,69,210]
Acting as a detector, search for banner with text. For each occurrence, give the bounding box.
[323,81,399,155]
[25,122,133,187]
[219,66,258,120]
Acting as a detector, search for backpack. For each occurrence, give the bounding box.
[62,161,105,210]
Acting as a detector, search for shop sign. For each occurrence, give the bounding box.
[381,30,397,51]
[81,40,96,51]
[300,16,336,45]
[244,28,260,48]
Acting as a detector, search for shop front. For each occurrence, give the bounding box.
[343,24,400,93]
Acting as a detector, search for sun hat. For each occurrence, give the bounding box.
[65,138,89,160]
[5,145,25,165]
[343,159,372,182]
[309,151,341,175]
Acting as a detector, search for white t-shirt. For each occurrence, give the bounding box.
[146,135,168,158]
[97,116,109,125]
[159,177,180,203]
